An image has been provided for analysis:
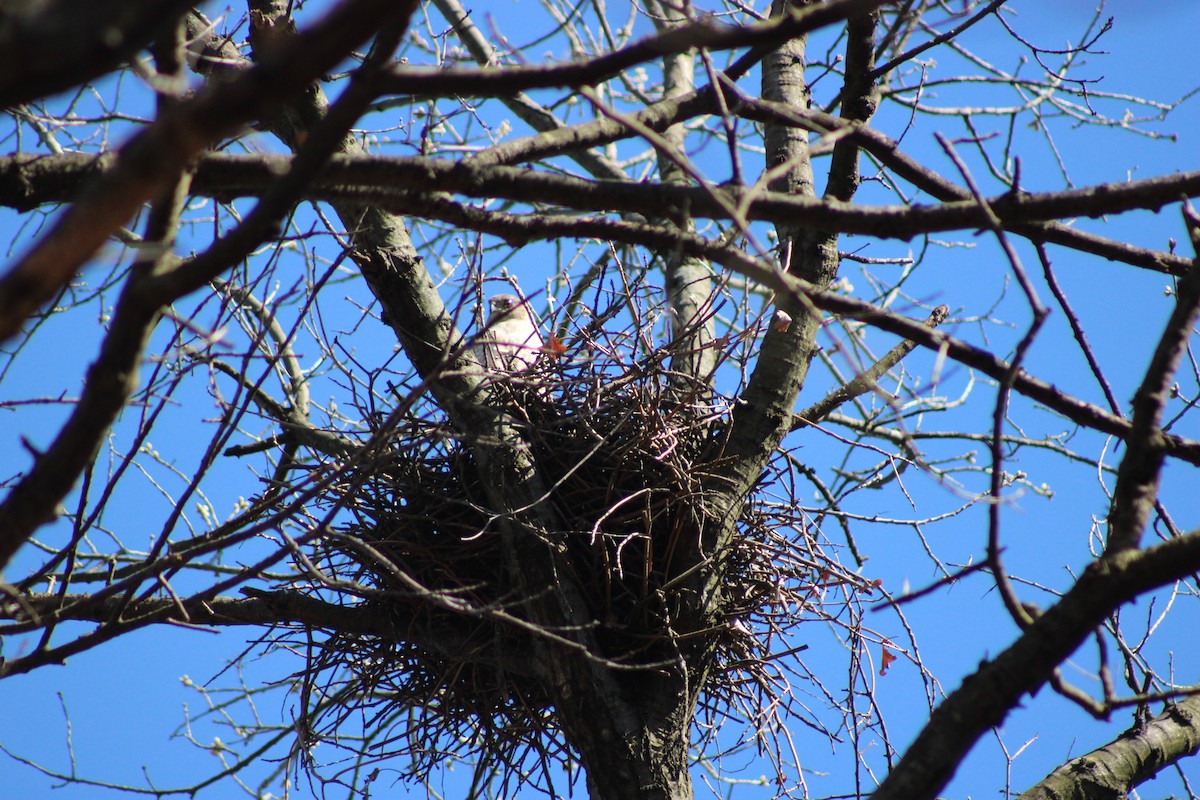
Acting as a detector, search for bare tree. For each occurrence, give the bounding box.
[2,1,1199,799]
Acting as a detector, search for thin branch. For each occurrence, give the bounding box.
[794,304,949,428]
[428,0,626,180]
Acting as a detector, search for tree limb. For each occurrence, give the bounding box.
[1018,692,1200,800]
[872,529,1200,800]
[6,151,1200,248]
[0,0,196,107]
[1,589,545,680]
[1105,218,1200,553]
[0,0,410,345]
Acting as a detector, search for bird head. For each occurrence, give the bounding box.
[487,294,523,322]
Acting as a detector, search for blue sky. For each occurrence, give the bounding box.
[3,1,1200,798]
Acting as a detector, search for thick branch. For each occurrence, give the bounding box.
[873,530,1200,800]
[824,9,879,202]
[0,0,196,107]
[1,590,543,680]
[482,81,1191,275]
[700,0,880,609]
[1105,240,1200,552]
[1019,692,1200,800]
[7,152,1200,246]
[387,0,885,97]
[645,0,718,390]
[0,0,405,345]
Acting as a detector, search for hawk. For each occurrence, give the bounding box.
[472,294,544,374]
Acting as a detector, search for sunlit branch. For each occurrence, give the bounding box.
[385,0,887,98]
[794,304,949,428]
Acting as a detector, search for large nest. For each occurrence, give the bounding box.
[291,323,858,788]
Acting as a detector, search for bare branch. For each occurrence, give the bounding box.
[794,304,949,428]
[0,0,418,344]
[872,530,1200,800]
[1019,692,1200,800]
[1105,216,1200,553]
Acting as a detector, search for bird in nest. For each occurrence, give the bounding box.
[472,293,544,374]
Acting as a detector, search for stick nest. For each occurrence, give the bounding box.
[293,340,853,789]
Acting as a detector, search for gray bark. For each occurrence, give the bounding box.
[1019,694,1200,800]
